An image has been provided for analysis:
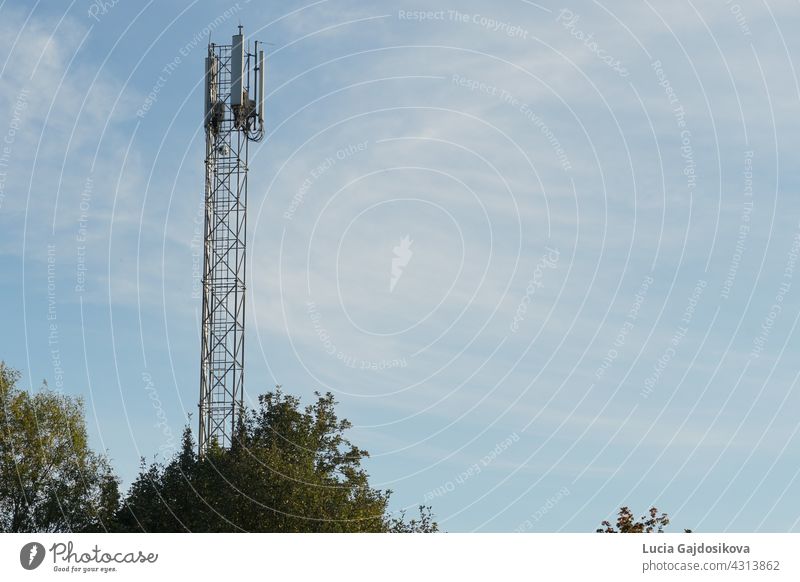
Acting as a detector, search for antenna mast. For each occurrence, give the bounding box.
[199,27,265,455]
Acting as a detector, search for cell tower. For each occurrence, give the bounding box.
[199,26,265,455]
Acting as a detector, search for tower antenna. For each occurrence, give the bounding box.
[199,27,265,455]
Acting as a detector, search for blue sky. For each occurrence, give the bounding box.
[1,0,799,532]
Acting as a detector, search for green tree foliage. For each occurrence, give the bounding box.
[0,363,119,532]
[116,388,438,533]
[597,506,691,533]
[388,505,439,533]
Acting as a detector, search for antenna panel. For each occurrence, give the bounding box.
[204,54,217,126]
[231,33,244,106]
[257,49,265,126]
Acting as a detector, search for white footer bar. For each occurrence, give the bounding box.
[1,533,796,581]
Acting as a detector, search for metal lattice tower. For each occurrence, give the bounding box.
[199,27,264,455]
